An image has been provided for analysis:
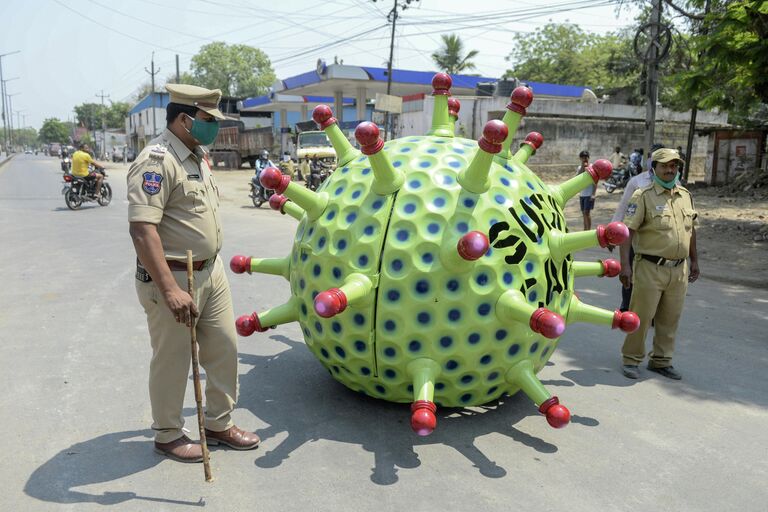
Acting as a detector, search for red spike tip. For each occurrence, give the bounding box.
[507,86,534,115]
[588,159,613,182]
[431,72,452,95]
[478,120,508,153]
[354,122,384,155]
[269,194,288,213]
[229,255,251,274]
[596,222,630,247]
[312,105,336,129]
[521,131,544,152]
[314,288,348,318]
[410,400,437,436]
[530,307,566,339]
[539,397,570,428]
[601,258,621,277]
[612,310,640,333]
[259,167,291,193]
[236,312,267,336]
[447,97,461,117]
[457,231,490,261]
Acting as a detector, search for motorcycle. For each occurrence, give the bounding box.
[305,162,331,192]
[61,156,72,173]
[61,167,112,210]
[603,162,641,194]
[249,173,274,208]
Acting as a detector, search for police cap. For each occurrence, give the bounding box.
[165,83,226,120]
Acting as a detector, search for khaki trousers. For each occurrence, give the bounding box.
[621,257,688,368]
[136,256,239,443]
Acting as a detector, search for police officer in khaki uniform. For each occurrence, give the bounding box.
[127,83,260,463]
[619,148,700,380]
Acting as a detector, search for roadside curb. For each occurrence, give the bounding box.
[0,153,15,170]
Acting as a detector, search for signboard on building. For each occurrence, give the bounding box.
[375,93,403,114]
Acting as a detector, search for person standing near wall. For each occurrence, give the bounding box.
[577,150,596,231]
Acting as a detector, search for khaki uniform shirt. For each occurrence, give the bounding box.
[127,129,222,261]
[623,182,697,260]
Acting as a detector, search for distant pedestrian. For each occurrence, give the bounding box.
[610,146,627,171]
[619,147,700,381]
[576,150,596,231]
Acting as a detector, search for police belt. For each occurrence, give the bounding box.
[639,254,685,267]
[166,256,216,271]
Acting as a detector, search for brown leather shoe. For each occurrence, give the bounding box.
[205,426,260,450]
[153,435,203,463]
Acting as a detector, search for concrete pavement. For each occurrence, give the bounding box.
[1,154,766,511]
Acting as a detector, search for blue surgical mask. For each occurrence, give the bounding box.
[185,114,219,146]
[653,171,680,189]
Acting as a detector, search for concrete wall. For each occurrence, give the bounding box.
[397,96,728,180]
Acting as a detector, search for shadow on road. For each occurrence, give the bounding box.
[237,334,599,485]
[23,430,204,507]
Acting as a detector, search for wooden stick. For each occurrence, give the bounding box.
[187,250,213,482]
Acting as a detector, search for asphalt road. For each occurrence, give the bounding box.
[1,154,766,512]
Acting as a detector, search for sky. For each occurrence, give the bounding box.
[1,0,642,130]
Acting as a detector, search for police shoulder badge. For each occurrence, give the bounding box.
[625,203,637,217]
[142,171,163,195]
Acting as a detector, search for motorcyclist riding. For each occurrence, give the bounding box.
[251,149,275,204]
[71,143,105,196]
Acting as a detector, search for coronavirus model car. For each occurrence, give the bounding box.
[230,73,639,436]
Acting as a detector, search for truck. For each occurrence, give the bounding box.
[295,130,336,167]
[209,120,274,169]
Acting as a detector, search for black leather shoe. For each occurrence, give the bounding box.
[621,365,639,379]
[647,365,682,380]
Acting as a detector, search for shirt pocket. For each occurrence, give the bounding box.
[181,180,208,213]
[652,210,674,230]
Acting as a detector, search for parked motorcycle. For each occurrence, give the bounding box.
[61,168,112,210]
[602,162,642,194]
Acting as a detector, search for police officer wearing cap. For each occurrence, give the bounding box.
[618,147,700,380]
[127,83,260,463]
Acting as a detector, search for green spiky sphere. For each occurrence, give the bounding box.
[288,134,573,407]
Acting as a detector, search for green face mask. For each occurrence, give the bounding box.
[185,114,219,145]
[653,171,680,190]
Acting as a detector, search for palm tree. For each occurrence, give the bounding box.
[431,34,479,75]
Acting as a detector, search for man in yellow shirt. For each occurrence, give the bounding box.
[72,143,106,197]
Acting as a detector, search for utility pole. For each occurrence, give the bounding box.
[643,0,662,159]
[374,0,419,140]
[683,0,712,183]
[96,89,110,158]
[7,92,19,150]
[175,54,180,83]
[145,52,160,139]
[0,50,21,154]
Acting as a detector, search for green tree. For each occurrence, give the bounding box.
[39,118,70,144]
[106,102,130,129]
[431,34,479,75]
[74,103,103,131]
[185,42,275,97]
[668,0,768,126]
[14,127,38,147]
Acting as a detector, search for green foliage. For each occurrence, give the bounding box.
[39,118,70,144]
[671,0,768,126]
[74,101,133,130]
[186,42,276,97]
[14,127,38,148]
[431,34,479,75]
